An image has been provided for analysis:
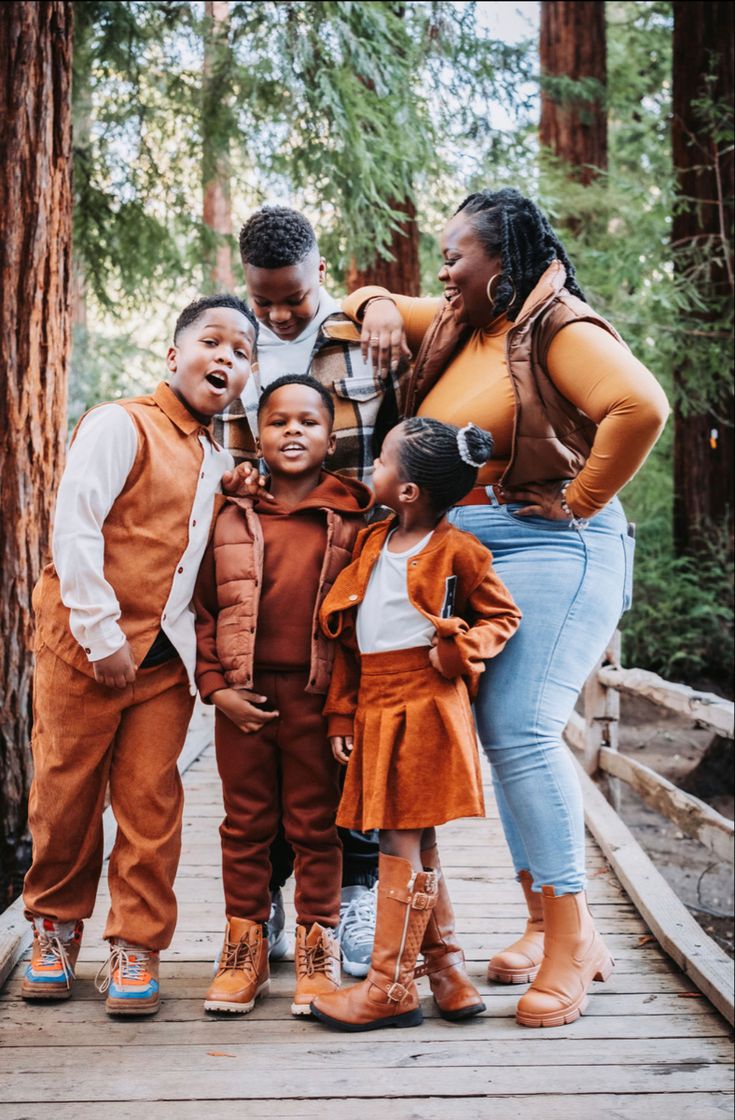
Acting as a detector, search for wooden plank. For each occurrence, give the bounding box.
[1,1096,731,1120]
[2,1063,733,1102]
[2,1037,732,1073]
[580,632,621,775]
[569,752,735,1026]
[598,746,735,863]
[0,702,213,990]
[598,665,734,738]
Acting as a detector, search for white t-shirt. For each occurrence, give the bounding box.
[356,531,436,654]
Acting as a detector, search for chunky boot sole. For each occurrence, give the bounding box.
[310,1001,424,1032]
[487,962,541,985]
[290,999,318,1017]
[204,979,270,1014]
[436,998,487,1021]
[515,956,615,1028]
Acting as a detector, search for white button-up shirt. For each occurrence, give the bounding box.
[53,403,233,694]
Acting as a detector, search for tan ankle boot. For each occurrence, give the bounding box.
[515,886,614,1028]
[291,923,341,1016]
[415,845,485,1020]
[310,853,438,1032]
[486,870,544,984]
[204,917,270,1014]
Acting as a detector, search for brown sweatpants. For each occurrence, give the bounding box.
[215,669,342,927]
[23,645,194,949]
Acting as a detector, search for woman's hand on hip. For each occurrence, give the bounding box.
[501,482,570,521]
[361,299,411,376]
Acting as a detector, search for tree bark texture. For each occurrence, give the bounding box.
[672,1,734,556]
[202,0,234,291]
[539,1,607,182]
[346,196,421,295]
[0,1,73,904]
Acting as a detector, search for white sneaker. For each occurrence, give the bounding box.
[267,888,289,960]
[338,884,376,977]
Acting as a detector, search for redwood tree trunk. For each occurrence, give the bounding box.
[202,0,234,291]
[540,1,607,182]
[346,196,421,295]
[0,1,73,904]
[672,1,734,556]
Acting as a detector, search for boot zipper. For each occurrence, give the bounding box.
[393,873,416,987]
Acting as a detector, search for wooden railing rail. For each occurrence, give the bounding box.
[564,630,734,863]
[564,631,734,1025]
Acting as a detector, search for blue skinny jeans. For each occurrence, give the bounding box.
[449,494,634,895]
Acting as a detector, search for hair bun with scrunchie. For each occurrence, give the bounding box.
[456,422,494,468]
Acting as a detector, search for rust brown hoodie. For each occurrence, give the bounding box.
[194,471,372,699]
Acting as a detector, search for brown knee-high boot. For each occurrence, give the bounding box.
[515,886,614,1027]
[486,869,544,984]
[415,845,485,1020]
[310,853,438,1032]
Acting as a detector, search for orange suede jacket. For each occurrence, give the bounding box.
[319,517,522,737]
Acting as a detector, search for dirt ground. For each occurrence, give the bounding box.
[611,693,734,958]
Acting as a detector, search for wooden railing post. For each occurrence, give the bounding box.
[581,631,621,795]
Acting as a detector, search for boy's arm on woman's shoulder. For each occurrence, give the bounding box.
[53,405,138,662]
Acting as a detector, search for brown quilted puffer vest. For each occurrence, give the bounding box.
[403,261,627,491]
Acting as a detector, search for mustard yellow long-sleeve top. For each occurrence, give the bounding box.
[343,288,669,518]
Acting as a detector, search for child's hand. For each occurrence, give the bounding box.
[361,299,411,376]
[330,736,353,765]
[93,641,137,689]
[211,687,279,733]
[429,636,455,680]
[221,463,275,502]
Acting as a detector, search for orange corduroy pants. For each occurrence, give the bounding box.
[23,644,194,949]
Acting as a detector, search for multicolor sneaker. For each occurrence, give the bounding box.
[95,941,160,1016]
[338,884,376,978]
[21,918,83,1001]
[268,888,289,961]
[291,922,340,1016]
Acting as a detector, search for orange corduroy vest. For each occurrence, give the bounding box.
[33,383,209,677]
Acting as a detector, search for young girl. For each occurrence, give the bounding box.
[309,417,522,1032]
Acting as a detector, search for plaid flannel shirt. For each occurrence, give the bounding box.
[213,313,408,484]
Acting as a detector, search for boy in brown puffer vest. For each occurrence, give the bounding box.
[195,374,373,1016]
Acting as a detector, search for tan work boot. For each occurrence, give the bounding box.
[291,922,341,1016]
[415,845,485,1020]
[95,940,161,1016]
[204,917,270,1014]
[21,918,84,1001]
[486,869,544,984]
[516,886,614,1028]
[310,853,438,1032]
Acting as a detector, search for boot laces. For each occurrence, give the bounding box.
[95,944,154,993]
[219,935,258,976]
[298,940,334,979]
[36,931,75,987]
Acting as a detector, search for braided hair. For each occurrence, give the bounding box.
[455,188,585,321]
[239,206,317,269]
[397,418,494,516]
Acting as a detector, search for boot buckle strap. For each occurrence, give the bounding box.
[386,981,409,1003]
[411,891,437,911]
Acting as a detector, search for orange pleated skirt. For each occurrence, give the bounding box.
[336,646,485,831]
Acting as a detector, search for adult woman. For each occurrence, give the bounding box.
[342,188,669,1028]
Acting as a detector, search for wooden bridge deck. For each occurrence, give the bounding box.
[1,738,733,1120]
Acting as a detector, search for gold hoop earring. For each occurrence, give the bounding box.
[486,272,517,308]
